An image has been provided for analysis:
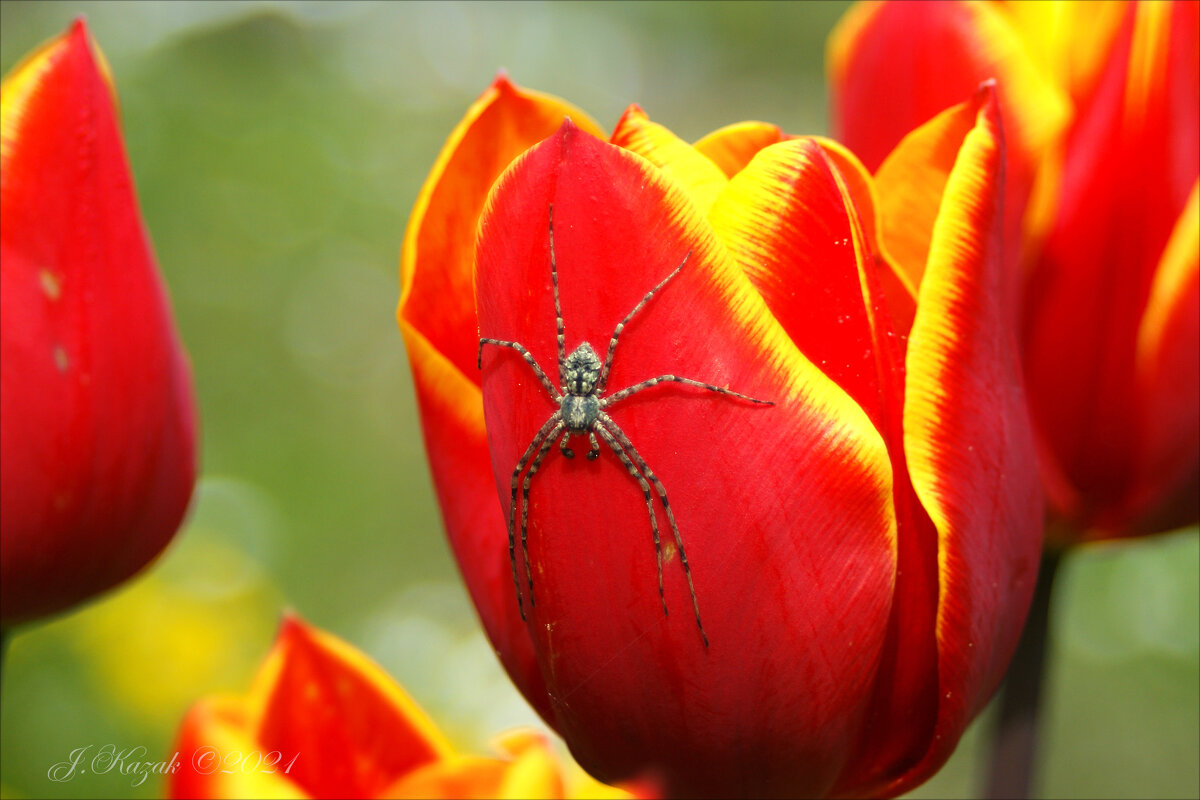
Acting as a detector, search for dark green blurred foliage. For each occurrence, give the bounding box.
[0,3,1195,798]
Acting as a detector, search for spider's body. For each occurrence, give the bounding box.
[478,204,773,647]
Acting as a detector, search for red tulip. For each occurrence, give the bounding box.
[0,19,197,625]
[398,76,1041,797]
[170,614,649,799]
[829,0,1199,541]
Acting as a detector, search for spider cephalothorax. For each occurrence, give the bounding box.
[478,204,773,647]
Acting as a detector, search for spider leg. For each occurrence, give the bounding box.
[509,415,564,620]
[596,250,691,394]
[601,374,773,408]
[478,338,561,401]
[521,420,564,608]
[548,204,566,367]
[600,412,708,647]
[593,423,669,622]
[586,431,600,460]
[559,430,574,459]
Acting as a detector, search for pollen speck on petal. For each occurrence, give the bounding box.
[39,269,62,300]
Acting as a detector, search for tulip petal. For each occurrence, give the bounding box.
[383,731,605,800]
[609,106,728,216]
[692,120,786,178]
[476,120,897,798]
[170,697,305,800]
[383,756,510,800]
[0,19,197,625]
[491,731,567,799]
[489,730,647,800]
[892,85,1041,793]
[397,76,602,722]
[872,86,987,292]
[242,615,455,798]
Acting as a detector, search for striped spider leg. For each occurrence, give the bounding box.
[478,204,773,646]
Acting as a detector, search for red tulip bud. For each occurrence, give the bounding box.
[0,19,198,626]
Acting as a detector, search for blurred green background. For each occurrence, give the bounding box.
[0,2,1196,798]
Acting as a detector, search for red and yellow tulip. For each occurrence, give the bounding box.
[0,19,197,626]
[830,0,1199,542]
[170,614,647,799]
[398,76,1041,797]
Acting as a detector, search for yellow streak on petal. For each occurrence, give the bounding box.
[610,106,728,216]
[1008,0,1128,102]
[1,22,119,171]
[873,99,975,290]
[961,2,1072,157]
[1000,0,1128,104]
[704,142,864,408]
[397,79,602,319]
[491,731,563,799]
[815,135,917,309]
[397,82,495,313]
[700,141,898,552]
[242,619,290,729]
[488,730,640,799]
[828,150,893,385]
[1123,1,1172,129]
[384,755,507,799]
[400,316,487,438]
[183,697,308,799]
[564,767,643,800]
[704,141,810,292]
[0,28,67,168]
[90,31,118,109]
[1137,181,1199,374]
[902,100,1004,647]
[305,620,457,759]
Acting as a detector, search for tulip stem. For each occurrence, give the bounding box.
[983,550,1062,799]
[0,627,8,709]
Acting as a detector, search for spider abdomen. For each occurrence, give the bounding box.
[562,394,600,431]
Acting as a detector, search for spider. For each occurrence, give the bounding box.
[477,204,773,647]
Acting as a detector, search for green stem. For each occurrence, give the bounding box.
[0,626,9,712]
[982,551,1062,799]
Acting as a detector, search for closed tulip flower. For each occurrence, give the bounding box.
[829,0,1199,542]
[398,76,1041,798]
[0,20,197,625]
